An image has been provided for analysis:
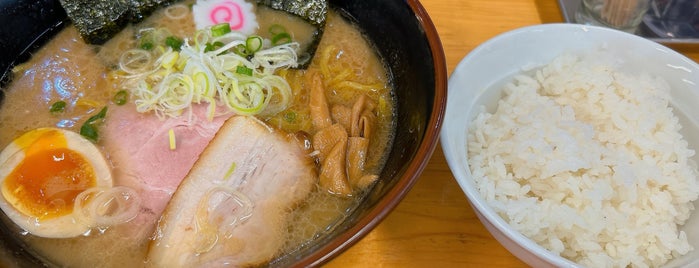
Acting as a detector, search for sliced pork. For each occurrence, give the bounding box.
[147,115,317,267]
[101,103,229,237]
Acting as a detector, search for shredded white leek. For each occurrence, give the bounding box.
[168,129,176,150]
[117,26,299,119]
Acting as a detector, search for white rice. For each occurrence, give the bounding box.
[467,53,699,267]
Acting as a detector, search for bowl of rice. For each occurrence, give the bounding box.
[441,23,699,268]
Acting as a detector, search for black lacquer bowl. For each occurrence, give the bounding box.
[0,0,447,266]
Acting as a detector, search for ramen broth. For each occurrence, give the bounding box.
[0,3,394,267]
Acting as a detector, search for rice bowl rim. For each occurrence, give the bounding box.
[441,23,699,267]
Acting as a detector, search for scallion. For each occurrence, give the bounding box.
[80,107,108,142]
[268,24,287,35]
[233,44,248,57]
[272,32,292,45]
[283,111,296,122]
[204,41,225,53]
[236,65,253,76]
[245,36,263,53]
[165,36,184,51]
[113,90,128,105]
[211,23,231,37]
[269,24,292,45]
[140,42,154,50]
[138,29,156,51]
[49,100,67,114]
[204,43,215,53]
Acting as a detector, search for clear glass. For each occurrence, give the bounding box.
[644,0,699,38]
[575,0,651,33]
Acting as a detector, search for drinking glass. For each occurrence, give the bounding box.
[575,0,651,33]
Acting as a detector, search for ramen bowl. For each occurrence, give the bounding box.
[0,0,446,267]
[441,23,699,267]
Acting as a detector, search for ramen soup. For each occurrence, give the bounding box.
[0,1,395,267]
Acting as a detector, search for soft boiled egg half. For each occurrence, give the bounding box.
[0,127,113,238]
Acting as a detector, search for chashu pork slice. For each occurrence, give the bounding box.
[102,103,229,238]
[147,115,317,267]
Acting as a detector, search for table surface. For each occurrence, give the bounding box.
[325,0,699,267]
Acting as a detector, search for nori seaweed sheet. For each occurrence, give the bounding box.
[127,0,177,22]
[59,0,179,44]
[256,0,328,68]
[256,0,328,27]
[59,0,130,44]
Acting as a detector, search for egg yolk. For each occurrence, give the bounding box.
[1,131,97,220]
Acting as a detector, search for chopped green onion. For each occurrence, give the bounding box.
[272,32,292,45]
[230,36,262,57]
[80,123,98,142]
[236,65,253,76]
[165,36,184,51]
[138,29,158,51]
[113,90,128,105]
[211,23,231,37]
[140,42,154,50]
[80,106,108,143]
[245,36,263,53]
[269,24,292,45]
[268,24,287,35]
[283,111,296,122]
[83,107,107,128]
[49,101,67,114]
[204,41,225,53]
[233,44,248,57]
[204,43,214,52]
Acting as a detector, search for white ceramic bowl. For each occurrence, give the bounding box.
[440,23,699,267]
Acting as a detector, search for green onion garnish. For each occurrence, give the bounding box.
[245,36,263,53]
[211,23,232,37]
[113,90,128,105]
[283,111,296,122]
[204,41,225,53]
[80,106,108,142]
[236,65,253,76]
[140,42,154,50]
[204,43,215,53]
[233,44,248,57]
[165,36,184,51]
[272,32,292,45]
[269,24,292,45]
[269,24,287,35]
[49,100,67,114]
[138,29,157,50]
